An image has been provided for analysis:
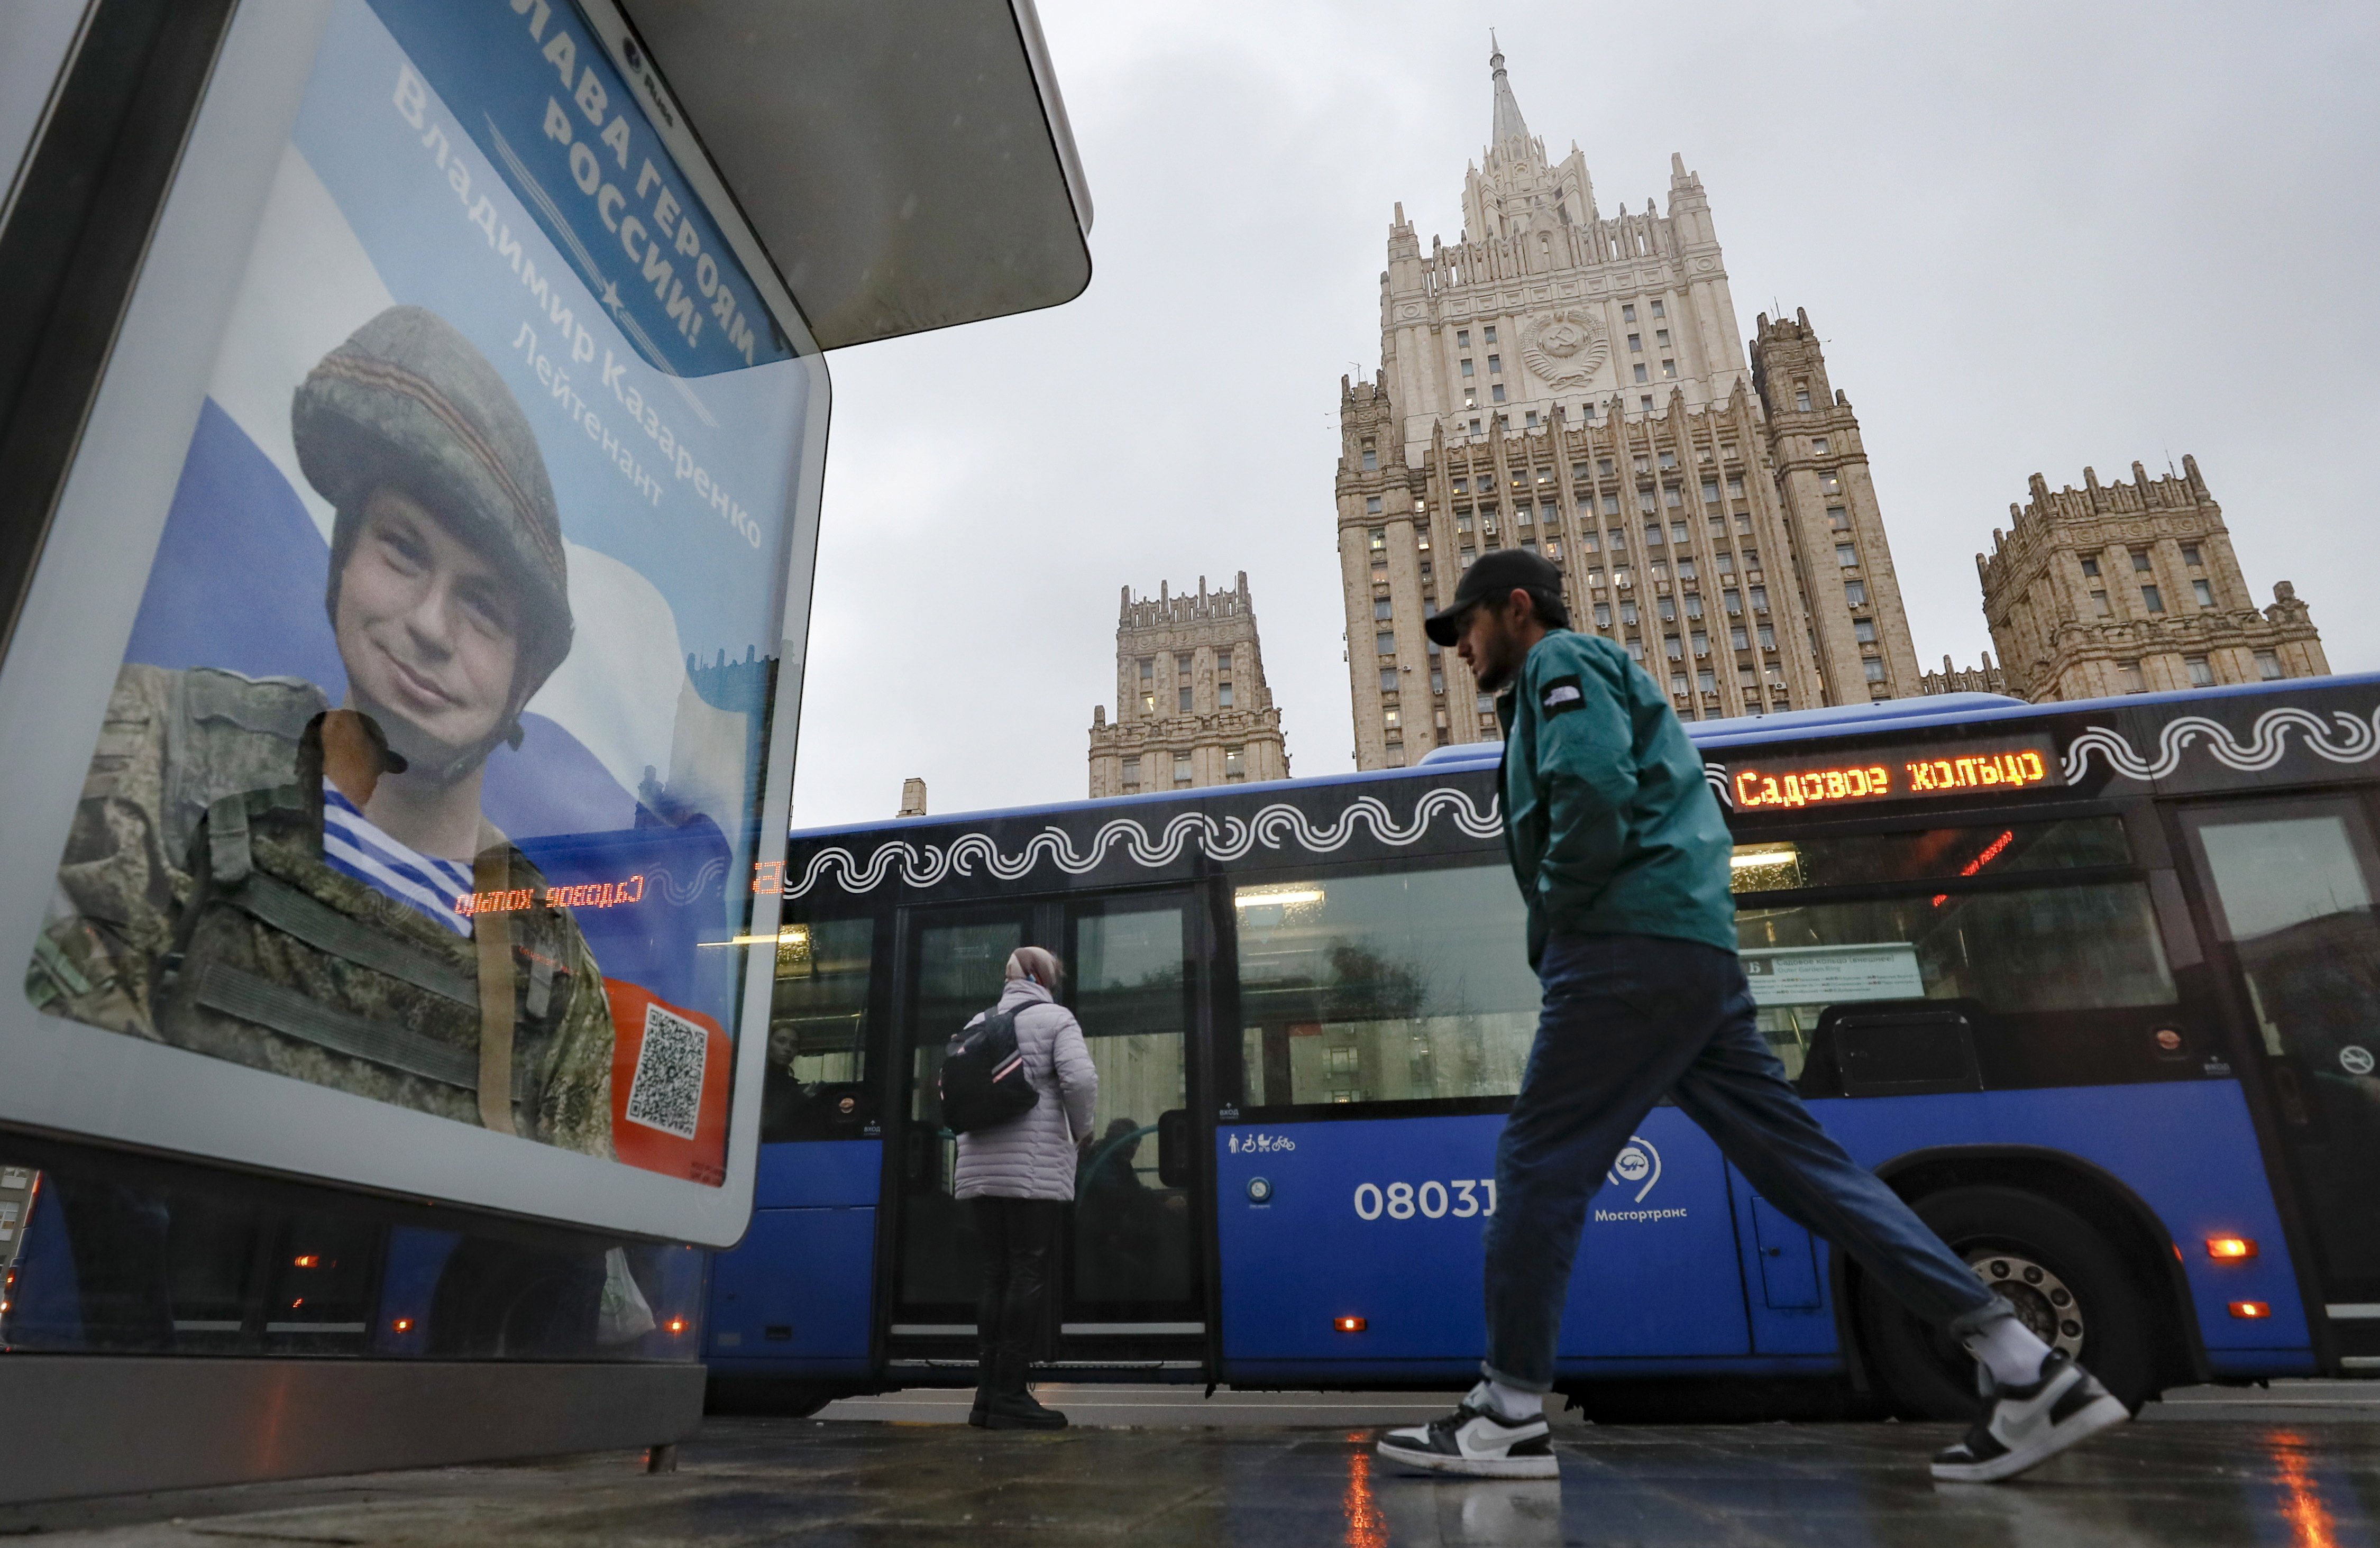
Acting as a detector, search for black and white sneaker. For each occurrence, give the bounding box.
[1930,1349,2129,1483]
[1376,1391,1557,1480]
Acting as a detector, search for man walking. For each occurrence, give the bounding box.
[1376,551,2127,1483]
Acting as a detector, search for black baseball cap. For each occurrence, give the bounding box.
[1424,548,1566,645]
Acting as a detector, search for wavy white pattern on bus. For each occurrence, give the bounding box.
[780,789,1504,899]
[2063,706,2380,783]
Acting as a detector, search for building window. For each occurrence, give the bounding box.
[1627,640,1646,662]
[2193,578,2213,607]
[1656,328,1672,348]
[1121,756,1141,790]
[1642,395,1654,410]
[1690,630,1710,656]
[1486,354,1502,373]
[1601,492,1620,514]
[1650,299,1665,317]
[1595,603,1613,628]
[1853,618,1876,643]
[1178,686,1193,712]
[1224,746,1247,781]
[1670,673,1689,695]
[1376,630,1396,657]
[2131,549,2153,573]
[1627,333,1643,353]
[1483,325,1497,343]
[1366,495,1382,514]
[1430,668,1445,693]
[2257,650,2284,681]
[1470,419,1482,436]
[1457,328,1470,347]
[1661,360,1676,379]
[1724,589,1742,615]
[1664,487,1683,508]
[1828,505,1850,530]
[1622,304,1637,323]
[1698,669,1716,694]
[1540,501,1558,527]
[1174,753,1194,787]
[1382,706,1400,730]
[2080,555,2100,578]
[1598,458,1616,478]
[1702,479,1721,504]
[1380,668,1399,692]
[1844,580,1866,606]
[1218,682,1234,708]
[1793,388,1813,411]
[2185,656,2214,688]
[1633,363,1649,384]
[1459,548,1477,568]
[1678,558,1697,582]
[1715,552,1735,575]
[1731,625,1749,649]
[1742,547,1760,568]
[1757,624,1777,650]
[1368,527,1386,552]
[1863,658,1887,684]
[1373,597,1392,620]
[2091,589,2110,617]
[1545,537,1562,561]
[2182,544,2202,566]
[1835,544,1857,567]
[1619,600,1640,626]
[2117,660,2146,693]
[1738,665,1757,688]
[1819,472,1841,495]
[1361,442,1378,471]
[1644,523,1664,548]
[1726,475,1744,499]
[1658,596,1678,622]
[2141,584,2164,613]
[1811,437,1829,455]
[1490,383,1507,402]
[1175,652,1191,675]
[1525,411,1539,428]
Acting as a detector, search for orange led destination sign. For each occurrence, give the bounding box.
[453,875,647,917]
[1728,737,2060,812]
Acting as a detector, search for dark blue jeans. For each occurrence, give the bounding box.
[1481,931,2008,1391]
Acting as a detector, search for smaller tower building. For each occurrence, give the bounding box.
[1978,456,2327,702]
[1088,574,1289,797]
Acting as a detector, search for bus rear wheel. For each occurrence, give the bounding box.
[1855,1185,2159,1421]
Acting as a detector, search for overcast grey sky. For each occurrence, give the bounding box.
[788,1,2380,830]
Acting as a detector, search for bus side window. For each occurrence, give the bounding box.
[1232,866,1534,1110]
[761,917,876,1141]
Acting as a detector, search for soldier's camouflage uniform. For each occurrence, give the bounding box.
[29,662,615,1157]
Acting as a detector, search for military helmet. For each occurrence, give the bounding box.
[294,306,573,697]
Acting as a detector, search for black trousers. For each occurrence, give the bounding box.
[972,1195,1064,1396]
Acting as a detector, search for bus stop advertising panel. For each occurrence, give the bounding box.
[0,0,861,1248]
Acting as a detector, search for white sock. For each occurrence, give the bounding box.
[1963,1316,2053,1388]
[1472,1379,1543,1421]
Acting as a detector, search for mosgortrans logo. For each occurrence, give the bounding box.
[1596,1135,1687,1223]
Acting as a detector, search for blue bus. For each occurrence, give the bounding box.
[707,675,2380,1419]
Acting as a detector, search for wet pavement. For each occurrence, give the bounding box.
[4,1385,2375,1545]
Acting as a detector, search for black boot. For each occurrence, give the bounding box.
[969,1341,994,1427]
[983,1343,1066,1430]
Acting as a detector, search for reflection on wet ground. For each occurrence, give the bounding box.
[5,1397,2376,1545]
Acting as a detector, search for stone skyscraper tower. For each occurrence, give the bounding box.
[1088,573,1289,797]
[1335,41,1923,767]
[1979,456,2326,701]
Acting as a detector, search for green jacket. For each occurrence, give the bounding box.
[1495,629,1739,968]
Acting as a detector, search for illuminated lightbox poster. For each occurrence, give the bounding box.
[1742,945,1925,1007]
[23,0,812,1186]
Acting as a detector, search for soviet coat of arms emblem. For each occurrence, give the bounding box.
[1520,307,1609,391]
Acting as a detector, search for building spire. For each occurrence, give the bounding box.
[1489,32,1530,149]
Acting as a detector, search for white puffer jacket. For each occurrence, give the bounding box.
[953,979,1098,1202]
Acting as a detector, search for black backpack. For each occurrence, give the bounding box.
[938,1001,1040,1133]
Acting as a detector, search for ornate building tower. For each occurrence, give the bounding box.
[1088,573,1289,796]
[1979,456,2327,702]
[1337,41,1922,768]
[1750,309,1924,701]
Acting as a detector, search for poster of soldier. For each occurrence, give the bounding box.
[22,0,813,1186]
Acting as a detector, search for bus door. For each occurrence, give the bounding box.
[887,892,1207,1377]
[2181,797,2380,1362]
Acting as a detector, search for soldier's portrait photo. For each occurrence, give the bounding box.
[30,307,618,1156]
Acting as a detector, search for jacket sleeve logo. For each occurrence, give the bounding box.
[1541,676,1584,716]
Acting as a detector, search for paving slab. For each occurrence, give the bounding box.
[0,1384,2372,1545]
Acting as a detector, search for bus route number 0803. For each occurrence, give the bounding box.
[1352,1179,1496,1221]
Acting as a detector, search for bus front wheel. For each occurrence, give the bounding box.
[1855,1185,2159,1421]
